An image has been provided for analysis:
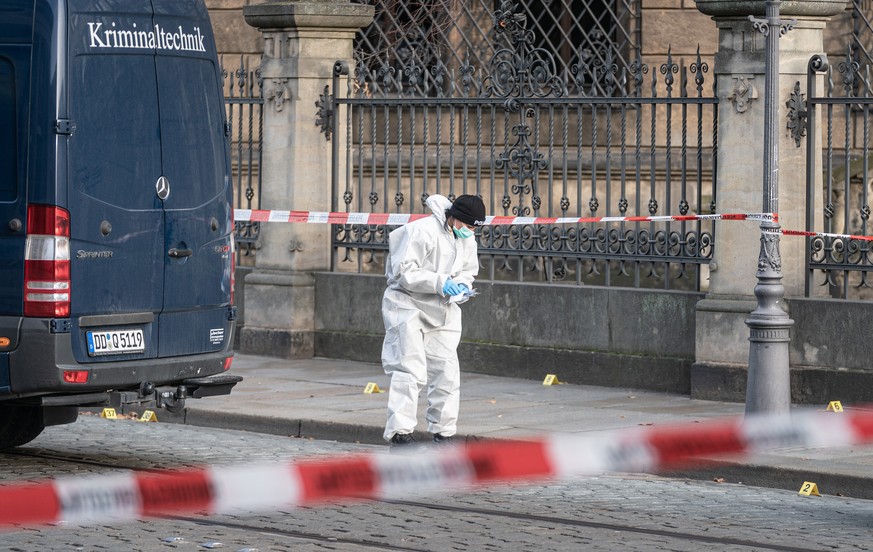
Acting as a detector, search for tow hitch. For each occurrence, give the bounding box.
[111,374,243,413]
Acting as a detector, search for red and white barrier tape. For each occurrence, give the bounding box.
[782,229,873,242]
[233,209,777,226]
[234,209,873,242]
[2,409,872,528]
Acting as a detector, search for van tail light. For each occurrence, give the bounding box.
[63,370,89,383]
[24,204,71,318]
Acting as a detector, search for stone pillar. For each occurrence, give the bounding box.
[241,1,374,358]
[691,0,845,399]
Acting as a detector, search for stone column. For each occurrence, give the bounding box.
[691,0,845,399]
[241,1,374,358]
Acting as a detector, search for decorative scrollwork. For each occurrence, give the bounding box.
[430,62,449,97]
[495,121,545,215]
[353,55,369,97]
[690,46,709,90]
[378,64,397,93]
[572,33,619,96]
[459,57,479,96]
[809,54,829,75]
[629,56,649,96]
[660,48,679,91]
[315,85,333,141]
[484,0,563,99]
[749,16,769,36]
[838,45,861,94]
[405,63,424,92]
[786,81,806,147]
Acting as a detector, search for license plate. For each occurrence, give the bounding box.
[86,329,145,356]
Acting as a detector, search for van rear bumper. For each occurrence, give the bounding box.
[5,318,234,398]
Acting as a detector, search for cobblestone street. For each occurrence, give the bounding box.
[1,415,871,551]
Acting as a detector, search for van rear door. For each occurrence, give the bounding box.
[66,0,232,363]
[152,0,233,357]
[67,2,164,362]
[0,9,29,319]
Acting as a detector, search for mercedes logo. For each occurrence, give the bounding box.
[156,176,170,200]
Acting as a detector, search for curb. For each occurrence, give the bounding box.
[666,461,873,501]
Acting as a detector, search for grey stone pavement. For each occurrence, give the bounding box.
[159,353,873,500]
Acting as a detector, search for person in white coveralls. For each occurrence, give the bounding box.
[380,193,487,448]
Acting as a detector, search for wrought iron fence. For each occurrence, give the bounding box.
[222,57,263,267]
[325,0,718,290]
[803,47,873,299]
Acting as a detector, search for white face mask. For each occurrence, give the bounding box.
[453,224,474,239]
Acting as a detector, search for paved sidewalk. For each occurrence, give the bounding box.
[164,353,873,499]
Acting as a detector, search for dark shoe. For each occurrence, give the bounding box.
[432,433,455,445]
[390,433,416,447]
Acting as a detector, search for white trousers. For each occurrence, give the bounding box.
[381,309,461,441]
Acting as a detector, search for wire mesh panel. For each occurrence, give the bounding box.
[353,0,640,97]
[854,0,873,67]
[329,0,717,290]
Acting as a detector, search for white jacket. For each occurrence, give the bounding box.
[383,194,479,329]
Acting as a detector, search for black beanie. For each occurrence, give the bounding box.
[447,194,486,226]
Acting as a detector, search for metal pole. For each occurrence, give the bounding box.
[745,1,795,415]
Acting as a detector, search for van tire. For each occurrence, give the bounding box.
[0,404,45,450]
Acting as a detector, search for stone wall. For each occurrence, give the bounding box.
[206,0,262,70]
[315,271,873,403]
[315,272,702,394]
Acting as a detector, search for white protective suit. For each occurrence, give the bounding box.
[381,194,479,441]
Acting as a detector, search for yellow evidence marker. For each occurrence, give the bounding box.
[798,481,821,496]
[826,401,844,412]
[543,374,564,386]
[363,382,384,394]
[138,410,158,422]
[100,408,117,419]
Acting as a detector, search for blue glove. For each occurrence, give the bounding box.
[458,284,470,293]
[442,278,463,296]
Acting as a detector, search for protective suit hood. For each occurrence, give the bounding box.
[426,194,452,224]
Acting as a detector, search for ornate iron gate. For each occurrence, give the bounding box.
[223,57,263,266]
[802,47,873,299]
[325,0,718,290]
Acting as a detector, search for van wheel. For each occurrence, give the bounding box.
[0,404,45,450]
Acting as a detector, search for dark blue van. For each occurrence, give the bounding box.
[0,0,239,448]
